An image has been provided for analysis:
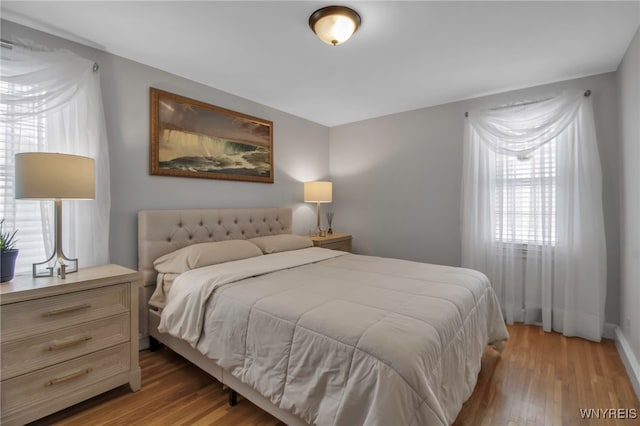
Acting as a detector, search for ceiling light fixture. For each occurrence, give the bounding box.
[309,5,361,46]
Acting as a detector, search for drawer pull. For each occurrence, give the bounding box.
[42,303,91,317]
[45,368,92,387]
[46,336,93,351]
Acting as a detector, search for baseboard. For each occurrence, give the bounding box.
[603,322,617,340]
[614,326,640,400]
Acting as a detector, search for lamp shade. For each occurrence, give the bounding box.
[15,152,95,200]
[309,6,361,46]
[304,181,332,203]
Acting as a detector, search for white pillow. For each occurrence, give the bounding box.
[153,240,263,274]
[249,234,313,254]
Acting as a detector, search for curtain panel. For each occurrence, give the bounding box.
[461,91,607,341]
[1,41,110,272]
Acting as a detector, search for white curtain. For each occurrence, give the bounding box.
[461,91,607,341]
[1,41,110,272]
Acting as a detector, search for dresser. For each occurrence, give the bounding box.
[309,232,352,252]
[0,264,141,426]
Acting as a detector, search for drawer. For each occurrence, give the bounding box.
[322,240,352,252]
[1,313,130,380]
[1,284,129,341]
[1,343,130,416]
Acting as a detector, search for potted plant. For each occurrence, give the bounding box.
[1,218,18,282]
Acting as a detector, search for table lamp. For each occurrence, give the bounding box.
[15,152,95,278]
[304,181,332,236]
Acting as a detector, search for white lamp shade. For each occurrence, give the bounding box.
[15,152,95,200]
[304,181,332,203]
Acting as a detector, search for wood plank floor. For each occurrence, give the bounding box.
[30,324,639,426]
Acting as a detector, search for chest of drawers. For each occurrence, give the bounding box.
[0,264,141,425]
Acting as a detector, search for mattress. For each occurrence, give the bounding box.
[159,247,508,425]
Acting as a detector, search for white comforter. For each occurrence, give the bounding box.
[159,248,508,426]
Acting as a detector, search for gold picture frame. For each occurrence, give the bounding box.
[150,88,274,183]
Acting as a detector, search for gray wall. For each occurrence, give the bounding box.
[1,20,330,271]
[617,27,640,390]
[329,72,621,325]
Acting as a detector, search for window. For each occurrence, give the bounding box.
[462,91,607,340]
[2,47,110,276]
[0,79,51,274]
[494,139,556,246]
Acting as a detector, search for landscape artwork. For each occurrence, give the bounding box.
[150,88,273,183]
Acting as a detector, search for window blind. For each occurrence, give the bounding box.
[0,79,50,274]
[494,138,557,246]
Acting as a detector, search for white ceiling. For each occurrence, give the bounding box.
[2,1,639,127]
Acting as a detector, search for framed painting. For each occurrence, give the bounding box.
[150,88,274,183]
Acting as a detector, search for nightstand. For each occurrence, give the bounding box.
[309,232,352,252]
[0,264,141,426]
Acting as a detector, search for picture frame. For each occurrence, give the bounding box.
[150,88,274,183]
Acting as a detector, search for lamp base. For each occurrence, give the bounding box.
[33,257,78,279]
[32,198,78,279]
[314,201,327,237]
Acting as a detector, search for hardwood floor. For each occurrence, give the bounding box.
[453,325,639,426]
[30,324,638,426]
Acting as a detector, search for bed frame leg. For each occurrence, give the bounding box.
[149,336,164,352]
[229,390,238,407]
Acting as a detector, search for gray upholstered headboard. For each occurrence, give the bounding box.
[138,207,292,288]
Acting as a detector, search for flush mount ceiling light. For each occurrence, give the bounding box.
[309,5,361,46]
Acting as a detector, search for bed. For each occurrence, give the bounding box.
[138,207,508,426]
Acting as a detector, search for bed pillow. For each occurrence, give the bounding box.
[249,234,313,254]
[148,272,179,309]
[153,239,263,274]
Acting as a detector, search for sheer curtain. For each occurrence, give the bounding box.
[461,91,607,341]
[0,41,110,273]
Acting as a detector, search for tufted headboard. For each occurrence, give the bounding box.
[138,207,292,288]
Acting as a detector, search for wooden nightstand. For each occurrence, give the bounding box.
[309,232,352,252]
[0,264,141,426]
